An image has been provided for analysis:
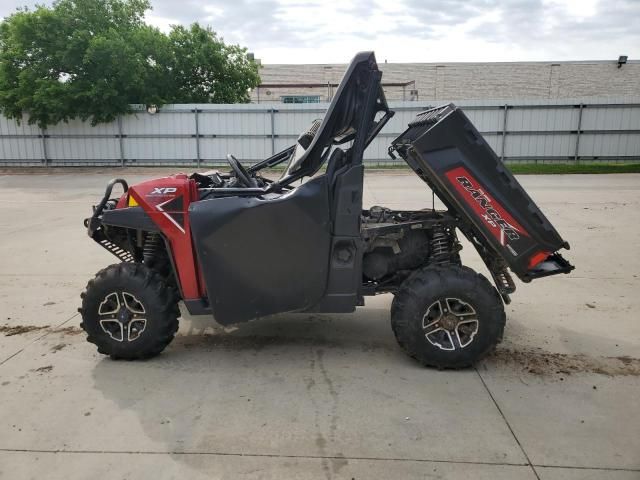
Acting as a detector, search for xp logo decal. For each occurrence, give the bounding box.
[149,187,177,195]
[444,166,529,253]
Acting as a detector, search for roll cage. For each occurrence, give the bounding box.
[208,51,393,195]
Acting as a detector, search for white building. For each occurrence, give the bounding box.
[251,59,640,103]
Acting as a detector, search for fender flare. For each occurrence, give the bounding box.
[101,206,159,232]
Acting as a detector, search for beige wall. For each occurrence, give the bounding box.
[251,60,640,103]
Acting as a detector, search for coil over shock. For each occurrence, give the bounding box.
[429,224,461,265]
[143,233,164,263]
[430,224,451,264]
[142,232,177,291]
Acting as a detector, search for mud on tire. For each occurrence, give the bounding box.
[79,263,179,360]
[391,265,505,369]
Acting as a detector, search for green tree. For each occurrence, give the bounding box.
[0,0,260,127]
[168,24,259,104]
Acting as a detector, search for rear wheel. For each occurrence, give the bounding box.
[391,265,505,369]
[79,263,179,360]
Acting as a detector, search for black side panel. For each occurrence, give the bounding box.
[392,104,573,281]
[309,164,365,313]
[189,176,331,325]
[307,236,362,313]
[332,164,364,236]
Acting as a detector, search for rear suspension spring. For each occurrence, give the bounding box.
[430,224,451,265]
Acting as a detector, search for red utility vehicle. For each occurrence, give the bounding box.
[80,52,573,368]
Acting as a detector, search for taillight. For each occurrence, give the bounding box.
[528,251,550,269]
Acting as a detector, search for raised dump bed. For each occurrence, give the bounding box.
[391,103,573,281]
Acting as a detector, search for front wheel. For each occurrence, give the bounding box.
[79,263,180,360]
[391,265,505,369]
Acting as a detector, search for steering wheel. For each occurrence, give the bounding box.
[226,154,258,188]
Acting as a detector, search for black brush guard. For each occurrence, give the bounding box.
[391,104,574,282]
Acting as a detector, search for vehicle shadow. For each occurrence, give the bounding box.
[89,309,418,477]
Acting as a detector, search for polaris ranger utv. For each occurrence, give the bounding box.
[80,52,573,368]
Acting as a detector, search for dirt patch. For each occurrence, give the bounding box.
[33,365,53,373]
[0,324,82,337]
[52,326,82,335]
[0,325,49,336]
[487,347,640,376]
[51,343,67,352]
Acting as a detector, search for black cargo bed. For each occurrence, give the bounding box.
[391,104,573,281]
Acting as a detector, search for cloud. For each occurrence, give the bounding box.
[149,1,287,40]
[146,0,640,61]
[464,0,640,45]
[1,0,639,62]
[1,0,53,15]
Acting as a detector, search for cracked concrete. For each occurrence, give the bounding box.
[0,171,639,479]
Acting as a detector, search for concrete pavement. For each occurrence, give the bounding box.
[0,171,639,479]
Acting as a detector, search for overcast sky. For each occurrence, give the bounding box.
[1,0,639,64]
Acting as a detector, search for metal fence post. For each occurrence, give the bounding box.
[41,127,48,167]
[270,108,276,155]
[117,115,125,167]
[500,104,508,162]
[194,108,201,168]
[574,103,584,164]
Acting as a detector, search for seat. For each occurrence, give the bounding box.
[278,51,378,184]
